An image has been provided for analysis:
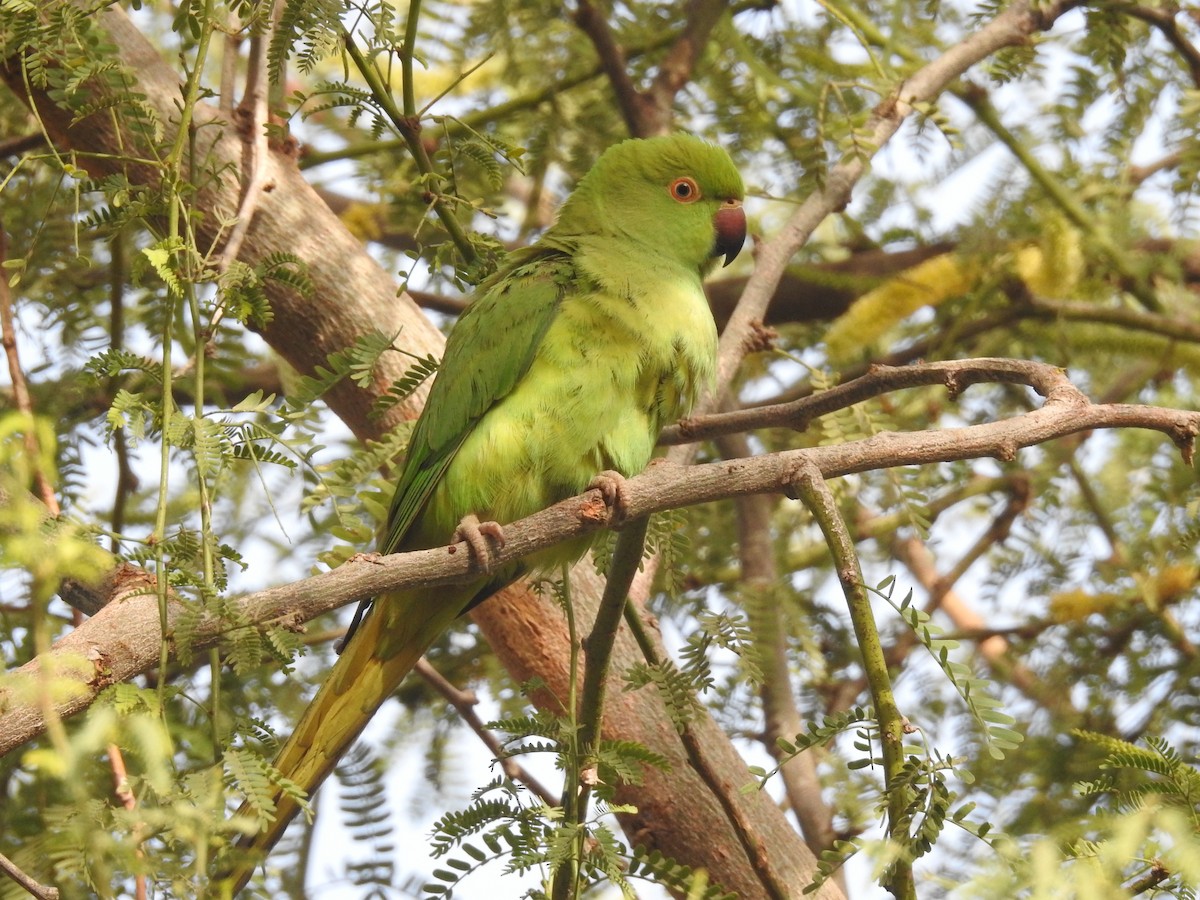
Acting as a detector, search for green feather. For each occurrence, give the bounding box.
[381,249,571,555]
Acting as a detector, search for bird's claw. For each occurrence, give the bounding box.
[452,513,506,574]
[588,470,631,524]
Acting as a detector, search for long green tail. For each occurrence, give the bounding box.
[215,588,467,895]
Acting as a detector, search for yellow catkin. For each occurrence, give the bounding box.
[1049,564,1197,622]
[824,253,975,364]
[1014,215,1084,298]
[825,218,1084,366]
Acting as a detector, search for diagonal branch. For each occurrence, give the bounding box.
[2,358,1195,757]
[0,851,59,900]
[572,0,647,135]
[1121,4,1200,88]
[573,0,731,136]
[711,0,1079,396]
[413,659,558,805]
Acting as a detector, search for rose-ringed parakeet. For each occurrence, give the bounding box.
[220,133,745,892]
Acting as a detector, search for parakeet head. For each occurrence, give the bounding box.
[551,134,746,273]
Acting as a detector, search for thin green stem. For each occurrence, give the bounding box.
[153,0,218,710]
[578,518,649,758]
[790,458,915,900]
[340,27,479,270]
[552,518,651,900]
[400,0,420,119]
[152,238,175,710]
[552,565,582,900]
[185,278,221,758]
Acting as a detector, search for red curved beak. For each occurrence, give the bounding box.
[712,200,747,267]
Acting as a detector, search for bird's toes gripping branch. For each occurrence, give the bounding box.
[587,470,632,525]
[452,513,507,574]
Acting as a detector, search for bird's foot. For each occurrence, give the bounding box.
[452,514,506,574]
[588,470,632,524]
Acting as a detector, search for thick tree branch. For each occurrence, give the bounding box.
[1,8,445,442]
[790,460,914,900]
[3,358,1195,757]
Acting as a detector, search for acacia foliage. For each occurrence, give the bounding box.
[1,0,1199,898]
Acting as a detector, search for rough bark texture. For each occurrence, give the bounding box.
[2,7,835,897]
[3,9,444,439]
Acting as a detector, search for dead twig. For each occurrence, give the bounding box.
[0,851,59,900]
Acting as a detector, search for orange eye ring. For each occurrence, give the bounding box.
[668,177,702,203]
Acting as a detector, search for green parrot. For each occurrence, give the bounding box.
[220,133,745,892]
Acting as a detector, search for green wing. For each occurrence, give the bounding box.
[380,249,574,555]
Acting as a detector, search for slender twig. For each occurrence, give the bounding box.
[0,851,59,900]
[930,485,1028,606]
[789,460,914,900]
[340,27,480,269]
[669,356,1094,446]
[0,223,59,516]
[1124,859,1171,896]
[1022,293,1200,343]
[413,658,558,805]
[0,132,45,158]
[1120,5,1200,88]
[708,0,1079,397]
[647,0,730,105]
[575,0,731,136]
[1129,149,1184,184]
[572,0,646,136]
[107,744,147,900]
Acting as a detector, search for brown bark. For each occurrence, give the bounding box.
[3,11,443,441]
[3,362,1195,760]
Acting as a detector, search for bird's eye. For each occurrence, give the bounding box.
[668,177,701,203]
